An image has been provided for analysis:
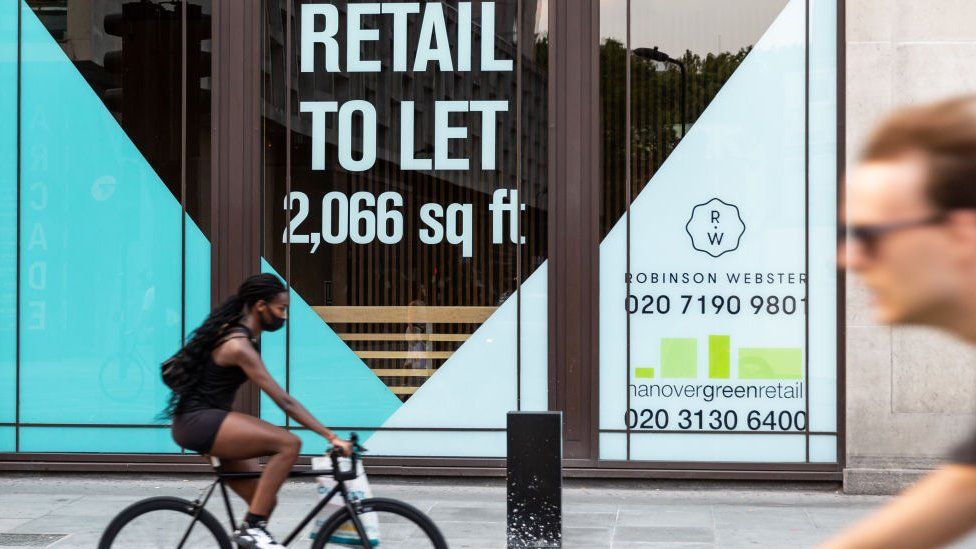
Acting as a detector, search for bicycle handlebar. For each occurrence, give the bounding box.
[328,432,367,482]
[329,432,366,455]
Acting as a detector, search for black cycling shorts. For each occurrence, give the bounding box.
[171,408,229,454]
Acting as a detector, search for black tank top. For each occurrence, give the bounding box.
[175,326,259,414]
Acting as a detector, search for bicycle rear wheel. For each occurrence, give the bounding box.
[98,496,232,549]
[311,497,447,549]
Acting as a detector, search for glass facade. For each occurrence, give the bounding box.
[598,0,838,463]
[0,0,16,453]
[258,0,549,457]
[4,0,212,453]
[0,0,840,470]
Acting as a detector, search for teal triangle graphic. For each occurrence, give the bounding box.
[364,262,548,457]
[17,0,208,446]
[259,259,401,450]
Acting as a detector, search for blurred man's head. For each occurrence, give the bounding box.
[843,95,976,333]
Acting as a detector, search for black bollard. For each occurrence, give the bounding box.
[507,411,562,548]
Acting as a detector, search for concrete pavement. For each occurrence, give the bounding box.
[3,474,976,548]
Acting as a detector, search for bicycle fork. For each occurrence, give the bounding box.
[339,484,372,549]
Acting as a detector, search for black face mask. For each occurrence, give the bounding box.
[260,310,286,332]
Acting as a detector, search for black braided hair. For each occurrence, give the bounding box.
[161,273,287,418]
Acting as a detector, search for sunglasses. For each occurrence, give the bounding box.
[839,213,948,256]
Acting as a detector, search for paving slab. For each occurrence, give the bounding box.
[3,474,976,548]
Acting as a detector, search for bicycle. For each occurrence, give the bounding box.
[97,434,448,548]
[98,286,156,401]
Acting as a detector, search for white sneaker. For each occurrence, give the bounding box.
[233,522,285,549]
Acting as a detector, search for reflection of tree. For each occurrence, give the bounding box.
[600,38,750,236]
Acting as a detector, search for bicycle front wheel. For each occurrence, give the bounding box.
[311,497,448,549]
[98,496,232,549]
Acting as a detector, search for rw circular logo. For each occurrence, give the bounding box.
[685,198,746,258]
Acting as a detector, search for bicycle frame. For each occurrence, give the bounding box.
[177,454,372,549]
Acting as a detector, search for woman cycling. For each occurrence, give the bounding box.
[164,273,351,549]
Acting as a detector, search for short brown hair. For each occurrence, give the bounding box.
[861,94,976,211]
